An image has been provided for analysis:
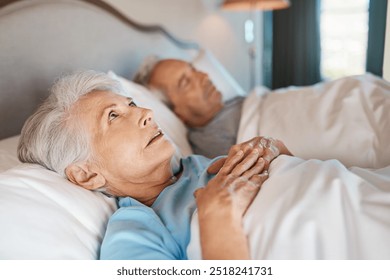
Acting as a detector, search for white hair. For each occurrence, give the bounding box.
[17,70,126,177]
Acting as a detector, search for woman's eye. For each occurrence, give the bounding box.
[109,111,118,121]
[129,101,137,107]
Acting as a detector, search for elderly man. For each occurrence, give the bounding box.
[134,59,244,159]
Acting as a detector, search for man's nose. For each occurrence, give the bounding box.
[198,71,211,85]
[139,108,154,127]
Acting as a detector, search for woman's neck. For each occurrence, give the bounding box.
[142,167,183,206]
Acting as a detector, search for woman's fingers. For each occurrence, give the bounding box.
[232,171,269,193]
[227,176,263,217]
[193,187,204,199]
[207,158,226,174]
[241,157,265,179]
[211,136,280,177]
[248,172,269,187]
[229,149,260,176]
[214,148,266,179]
[219,150,244,175]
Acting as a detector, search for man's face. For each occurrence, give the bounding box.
[73,90,175,203]
[149,59,223,127]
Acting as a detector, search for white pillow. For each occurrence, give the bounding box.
[191,49,246,101]
[108,71,193,157]
[0,163,117,259]
[135,49,246,102]
[0,72,192,259]
[0,135,20,172]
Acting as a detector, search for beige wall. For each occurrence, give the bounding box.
[102,1,390,86]
[103,0,264,92]
[384,3,390,81]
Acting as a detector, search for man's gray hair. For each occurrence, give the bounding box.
[17,70,126,177]
[133,55,172,107]
[133,55,160,86]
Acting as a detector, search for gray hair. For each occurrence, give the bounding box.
[133,55,172,107]
[17,70,126,178]
[132,55,160,86]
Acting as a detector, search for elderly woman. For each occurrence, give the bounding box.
[17,70,292,259]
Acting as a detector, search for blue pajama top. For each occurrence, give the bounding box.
[99,155,219,260]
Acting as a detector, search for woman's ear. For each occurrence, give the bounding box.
[65,162,106,190]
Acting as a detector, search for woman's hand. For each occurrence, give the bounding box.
[194,149,269,259]
[194,137,292,259]
[208,136,292,175]
[196,149,268,219]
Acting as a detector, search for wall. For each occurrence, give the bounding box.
[384,2,390,81]
[102,0,264,92]
[102,0,390,87]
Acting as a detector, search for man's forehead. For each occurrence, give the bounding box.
[160,60,191,71]
[151,60,192,87]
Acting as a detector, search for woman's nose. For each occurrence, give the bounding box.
[140,108,154,127]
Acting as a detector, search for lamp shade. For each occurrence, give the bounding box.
[222,0,290,11]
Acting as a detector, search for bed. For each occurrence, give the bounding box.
[0,0,244,259]
[1,0,390,260]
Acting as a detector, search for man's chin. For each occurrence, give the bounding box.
[186,114,215,127]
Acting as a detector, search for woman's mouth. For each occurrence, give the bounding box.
[147,129,164,146]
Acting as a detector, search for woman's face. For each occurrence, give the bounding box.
[73,90,175,203]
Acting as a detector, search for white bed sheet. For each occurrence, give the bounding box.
[2,73,390,259]
[188,74,390,260]
[237,74,390,169]
[188,155,390,259]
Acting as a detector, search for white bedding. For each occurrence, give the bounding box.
[2,73,389,259]
[237,74,390,169]
[188,155,390,259]
[188,74,390,259]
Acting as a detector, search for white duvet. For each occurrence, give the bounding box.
[238,74,390,169]
[187,74,390,259]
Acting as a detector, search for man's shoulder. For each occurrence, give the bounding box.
[187,97,243,158]
[224,96,245,107]
[212,96,244,124]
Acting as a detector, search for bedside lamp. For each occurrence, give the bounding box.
[222,0,290,10]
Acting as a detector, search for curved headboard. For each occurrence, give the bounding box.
[0,0,200,139]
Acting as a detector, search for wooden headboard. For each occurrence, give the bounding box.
[0,0,200,139]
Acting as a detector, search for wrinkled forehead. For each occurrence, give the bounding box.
[153,60,192,81]
[71,90,127,119]
[78,90,124,106]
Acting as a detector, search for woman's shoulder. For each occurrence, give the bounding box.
[181,155,225,182]
[182,155,223,172]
